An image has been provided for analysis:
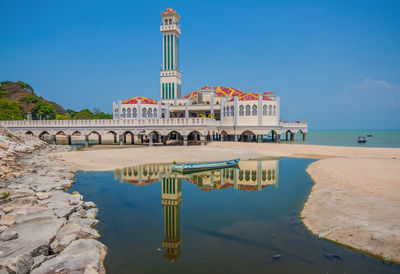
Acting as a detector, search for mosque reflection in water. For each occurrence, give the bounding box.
[114,160,279,262]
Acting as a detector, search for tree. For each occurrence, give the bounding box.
[34,102,57,120]
[93,112,113,119]
[0,98,24,120]
[74,109,93,120]
[92,107,102,115]
[56,114,69,120]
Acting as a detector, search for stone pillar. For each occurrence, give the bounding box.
[67,135,72,145]
[98,135,102,144]
[276,134,281,143]
[185,102,189,118]
[258,134,263,143]
[119,135,123,145]
[149,135,153,146]
[200,135,205,146]
[183,135,188,146]
[234,134,238,142]
[84,135,89,147]
[51,135,57,145]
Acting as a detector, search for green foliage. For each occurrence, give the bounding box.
[0,98,24,120]
[56,114,69,120]
[22,95,40,104]
[1,192,10,199]
[74,109,93,120]
[93,112,112,119]
[7,134,13,138]
[33,101,57,120]
[16,81,34,92]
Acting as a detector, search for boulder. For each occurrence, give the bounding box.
[86,208,98,219]
[0,251,33,274]
[0,230,18,241]
[36,192,50,200]
[31,239,107,274]
[84,201,97,208]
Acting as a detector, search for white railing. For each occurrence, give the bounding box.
[280,122,308,128]
[0,118,217,128]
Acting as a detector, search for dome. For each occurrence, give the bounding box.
[183,86,246,99]
[165,8,175,12]
[122,96,157,105]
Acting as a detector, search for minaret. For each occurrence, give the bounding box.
[160,8,182,100]
[161,175,182,262]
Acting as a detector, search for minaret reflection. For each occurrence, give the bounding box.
[161,174,182,262]
[114,160,279,263]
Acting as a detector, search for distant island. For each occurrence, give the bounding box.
[0,80,112,120]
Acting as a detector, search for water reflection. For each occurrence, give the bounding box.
[115,160,279,262]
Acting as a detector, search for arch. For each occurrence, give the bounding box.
[263,105,268,116]
[38,131,50,141]
[273,105,276,116]
[241,130,256,136]
[245,105,251,116]
[239,105,244,116]
[121,108,126,118]
[132,108,137,118]
[153,108,158,118]
[88,130,101,136]
[165,19,168,25]
[169,18,172,24]
[230,105,234,116]
[25,131,34,136]
[187,130,202,141]
[252,104,257,116]
[148,108,153,118]
[106,130,117,136]
[148,130,161,137]
[268,105,272,116]
[127,108,131,118]
[142,107,147,118]
[71,130,82,136]
[55,131,66,136]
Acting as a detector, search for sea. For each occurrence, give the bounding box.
[286,129,400,148]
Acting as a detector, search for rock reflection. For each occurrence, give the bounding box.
[114,160,279,262]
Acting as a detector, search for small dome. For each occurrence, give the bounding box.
[122,96,157,105]
[165,8,175,12]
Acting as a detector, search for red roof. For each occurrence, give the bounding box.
[183,86,247,99]
[122,96,157,105]
[165,8,175,12]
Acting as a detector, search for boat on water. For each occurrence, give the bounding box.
[172,159,240,173]
[357,136,367,143]
[367,134,373,137]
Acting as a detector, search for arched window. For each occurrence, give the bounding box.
[132,108,137,118]
[263,105,268,116]
[252,105,257,116]
[273,105,276,116]
[148,108,152,118]
[169,19,172,24]
[239,105,244,116]
[225,106,229,116]
[153,108,157,118]
[230,106,234,116]
[245,105,251,116]
[142,107,147,118]
[268,105,272,116]
[127,108,131,118]
[165,19,168,25]
[121,108,126,118]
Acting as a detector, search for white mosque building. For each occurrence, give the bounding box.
[112,8,307,143]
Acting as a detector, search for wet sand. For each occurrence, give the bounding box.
[55,142,400,264]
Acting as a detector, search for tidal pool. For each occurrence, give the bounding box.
[69,158,399,273]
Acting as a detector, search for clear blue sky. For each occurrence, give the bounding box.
[1,0,399,129]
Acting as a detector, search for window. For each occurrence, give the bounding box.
[268,105,272,116]
[225,106,229,117]
[239,105,244,116]
[154,108,157,118]
[148,108,152,118]
[230,106,234,116]
[273,105,276,116]
[132,108,137,118]
[252,105,257,116]
[169,19,172,24]
[165,19,168,25]
[245,105,251,116]
[142,108,147,118]
[121,108,126,118]
[127,108,131,118]
[263,105,268,116]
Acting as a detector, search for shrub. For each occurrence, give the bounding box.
[6,134,13,138]
[1,192,10,199]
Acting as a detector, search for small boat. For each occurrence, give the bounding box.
[367,134,373,137]
[172,159,240,173]
[357,136,367,143]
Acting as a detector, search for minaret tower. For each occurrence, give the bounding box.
[160,8,181,100]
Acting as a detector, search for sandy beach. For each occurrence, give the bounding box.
[55,142,400,263]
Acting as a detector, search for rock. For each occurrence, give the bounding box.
[53,206,76,219]
[31,239,107,274]
[50,222,100,253]
[69,216,99,228]
[36,192,50,200]
[0,230,18,241]
[0,251,33,274]
[86,208,98,219]
[84,201,97,208]
[30,255,46,271]
[0,218,15,226]
[0,226,7,234]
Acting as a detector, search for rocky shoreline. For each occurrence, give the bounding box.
[0,128,106,273]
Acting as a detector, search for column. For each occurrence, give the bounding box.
[220,99,225,126]
[234,134,238,142]
[184,102,189,118]
[163,136,167,145]
[117,100,122,120]
[157,101,162,119]
[210,92,215,115]
[276,134,281,143]
[67,135,72,145]
[234,96,238,126]
[258,95,263,125]
[166,103,170,118]
[138,101,142,119]
[51,135,57,145]
[119,135,123,145]
[258,134,263,143]
[183,135,188,146]
[84,135,89,147]
[149,135,153,146]
[200,135,205,146]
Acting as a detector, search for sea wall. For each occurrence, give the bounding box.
[0,127,106,273]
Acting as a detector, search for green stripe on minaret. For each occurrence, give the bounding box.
[164,35,166,70]
[171,35,174,70]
